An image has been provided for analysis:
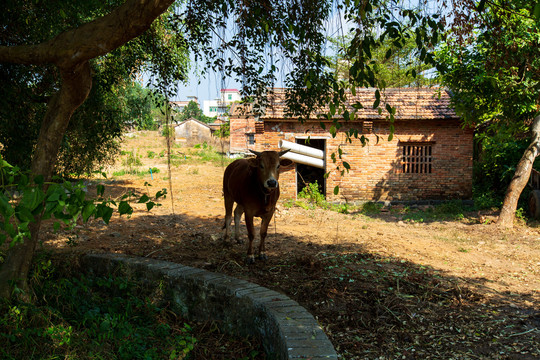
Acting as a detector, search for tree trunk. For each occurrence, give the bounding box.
[0,0,175,300]
[496,114,540,227]
[0,63,92,300]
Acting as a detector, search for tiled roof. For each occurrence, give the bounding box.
[231,88,458,121]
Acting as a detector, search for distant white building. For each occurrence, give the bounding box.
[170,96,199,113]
[203,89,241,118]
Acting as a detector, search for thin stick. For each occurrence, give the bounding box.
[165,98,175,214]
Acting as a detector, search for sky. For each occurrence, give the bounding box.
[170,0,441,105]
[173,68,241,105]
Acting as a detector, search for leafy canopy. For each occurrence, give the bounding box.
[0,0,189,176]
[175,100,216,124]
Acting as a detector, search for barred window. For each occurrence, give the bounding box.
[246,133,255,145]
[400,142,433,174]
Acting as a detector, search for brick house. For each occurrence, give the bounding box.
[229,88,473,202]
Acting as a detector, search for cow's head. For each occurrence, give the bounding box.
[248,149,292,190]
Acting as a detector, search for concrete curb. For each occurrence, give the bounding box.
[81,253,338,360]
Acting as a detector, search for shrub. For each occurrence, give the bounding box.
[122,150,142,167]
[298,181,326,208]
[0,256,196,360]
[361,202,383,214]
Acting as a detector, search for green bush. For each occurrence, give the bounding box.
[122,150,142,167]
[160,125,175,137]
[361,202,383,214]
[0,256,196,360]
[298,181,326,208]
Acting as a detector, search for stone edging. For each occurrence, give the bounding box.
[80,253,338,360]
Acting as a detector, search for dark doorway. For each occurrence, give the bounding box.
[296,138,326,197]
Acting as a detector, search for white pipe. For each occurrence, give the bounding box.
[281,151,325,169]
[279,139,324,159]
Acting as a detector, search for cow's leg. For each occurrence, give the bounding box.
[245,214,256,264]
[223,194,234,244]
[258,214,272,261]
[233,204,244,244]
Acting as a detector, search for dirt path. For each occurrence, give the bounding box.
[42,131,540,358]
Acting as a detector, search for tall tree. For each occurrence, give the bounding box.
[176,100,215,124]
[0,0,178,299]
[328,30,437,88]
[438,0,540,227]
[0,1,188,176]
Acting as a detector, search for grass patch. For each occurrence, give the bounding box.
[0,256,196,359]
[0,254,266,360]
[189,143,231,166]
[360,201,383,214]
[398,200,473,223]
[112,168,155,177]
[121,150,142,167]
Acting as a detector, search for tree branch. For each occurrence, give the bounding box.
[0,0,175,68]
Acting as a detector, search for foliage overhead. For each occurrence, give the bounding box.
[0,0,188,175]
[328,30,438,88]
[436,0,540,209]
[438,0,540,133]
[179,0,444,123]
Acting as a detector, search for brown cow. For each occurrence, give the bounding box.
[223,149,291,264]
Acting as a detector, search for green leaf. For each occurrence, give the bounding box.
[82,202,95,222]
[137,194,150,203]
[0,194,14,217]
[155,189,167,199]
[15,206,34,222]
[343,161,351,170]
[4,222,15,238]
[47,190,60,202]
[97,184,105,197]
[333,186,339,195]
[118,201,133,216]
[535,3,540,19]
[146,202,155,211]
[101,207,114,224]
[33,175,44,185]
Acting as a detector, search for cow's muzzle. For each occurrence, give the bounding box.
[266,179,278,188]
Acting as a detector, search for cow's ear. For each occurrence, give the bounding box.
[279,159,294,167]
[247,157,259,168]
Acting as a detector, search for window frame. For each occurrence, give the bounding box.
[399,141,434,174]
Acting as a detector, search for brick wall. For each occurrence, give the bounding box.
[230,117,473,202]
[230,116,256,153]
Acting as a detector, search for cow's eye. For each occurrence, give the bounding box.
[277,164,280,169]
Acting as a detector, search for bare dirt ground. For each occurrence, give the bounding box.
[44,131,540,359]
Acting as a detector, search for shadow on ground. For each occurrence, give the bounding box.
[44,209,540,360]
